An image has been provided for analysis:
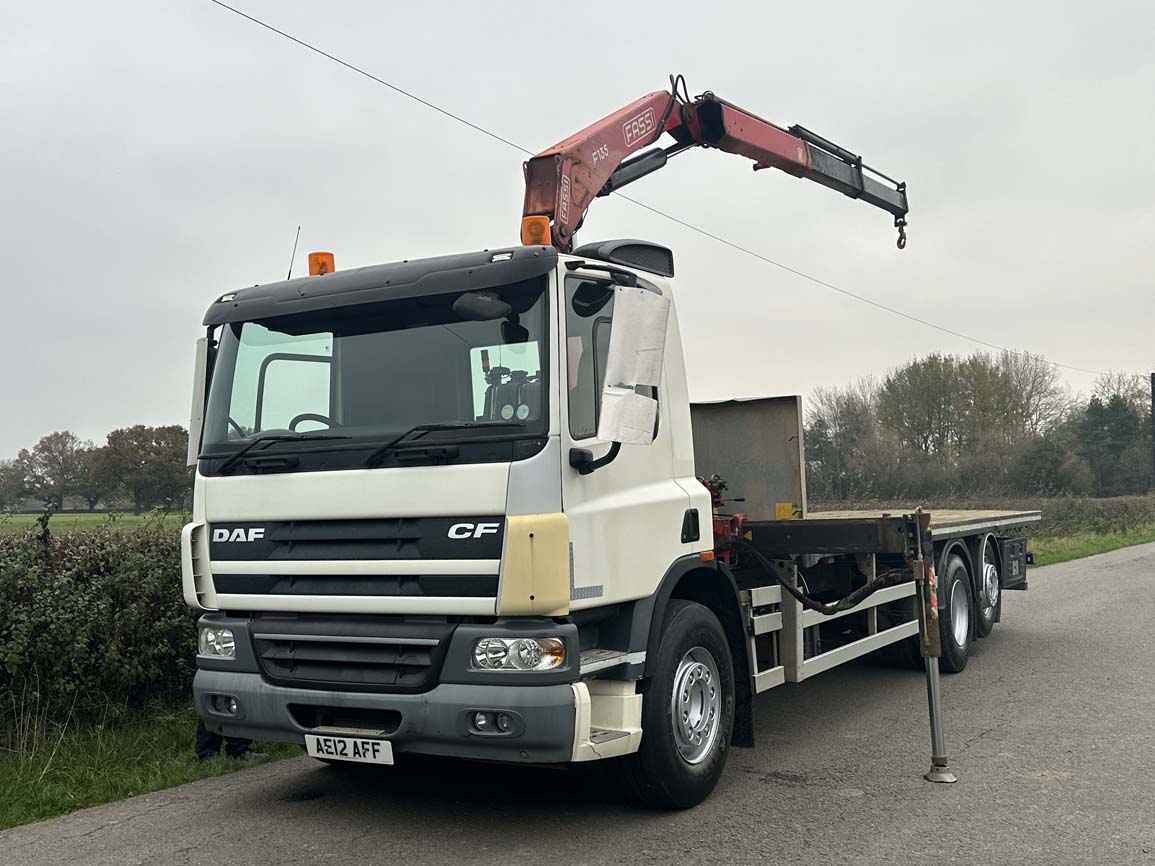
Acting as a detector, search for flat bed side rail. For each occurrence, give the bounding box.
[744,510,1041,557]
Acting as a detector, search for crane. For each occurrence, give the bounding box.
[521,75,909,253]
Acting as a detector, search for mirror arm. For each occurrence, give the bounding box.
[563,260,637,286]
[569,441,622,476]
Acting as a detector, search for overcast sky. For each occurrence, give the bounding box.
[2,1,1153,457]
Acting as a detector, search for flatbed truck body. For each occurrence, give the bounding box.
[183,77,1039,806]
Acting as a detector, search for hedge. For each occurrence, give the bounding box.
[0,517,195,728]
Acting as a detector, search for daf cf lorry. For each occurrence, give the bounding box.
[184,80,1040,807]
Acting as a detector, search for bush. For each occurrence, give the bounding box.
[0,517,194,730]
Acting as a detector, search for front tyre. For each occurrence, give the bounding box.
[616,600,735,809]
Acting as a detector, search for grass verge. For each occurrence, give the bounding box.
[0,702,298,831]
[0,512,185,534]
[1028,524,1155,568]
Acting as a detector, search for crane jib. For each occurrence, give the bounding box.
[521,75,909,252]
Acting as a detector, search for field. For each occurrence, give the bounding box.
[0,511,185,534]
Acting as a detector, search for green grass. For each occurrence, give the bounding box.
[0,702,299,831]
[0,512,184,535]
[1028,524,1155,567]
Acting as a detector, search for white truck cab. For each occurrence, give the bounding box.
[185,241,1037,807]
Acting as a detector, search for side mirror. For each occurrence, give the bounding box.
[596,285,671,446]
[187,336,209,467]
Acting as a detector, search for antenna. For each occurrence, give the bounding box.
[286,225,302,279]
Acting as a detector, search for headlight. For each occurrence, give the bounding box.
[198,626,236,659]
[471,637,565,671]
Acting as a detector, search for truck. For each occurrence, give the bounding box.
[184,78,1040,808]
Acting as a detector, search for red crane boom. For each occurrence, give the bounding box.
[521,76,909,252]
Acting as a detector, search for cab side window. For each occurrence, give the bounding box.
[565,276,660,442]
[565,277,615,440]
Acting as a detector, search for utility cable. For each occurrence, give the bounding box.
[204,0,1109,377]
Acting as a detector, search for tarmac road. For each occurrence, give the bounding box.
[3,543,1153,866]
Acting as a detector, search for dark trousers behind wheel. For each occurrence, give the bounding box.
[196,717,253,760]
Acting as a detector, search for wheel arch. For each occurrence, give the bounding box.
[641,555,754,747]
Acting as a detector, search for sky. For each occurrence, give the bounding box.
[2,0,1153,457]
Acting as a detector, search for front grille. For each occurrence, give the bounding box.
[208,517,505,562]
[251,614,455,693]
[214,573,498,597]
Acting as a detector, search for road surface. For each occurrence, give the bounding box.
[3,543,1154,866]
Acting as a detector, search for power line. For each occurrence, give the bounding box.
[205,0,531,156]
[204,0,1108,378]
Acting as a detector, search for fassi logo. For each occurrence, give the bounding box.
[212,527,265,543]
[447,523,501,540]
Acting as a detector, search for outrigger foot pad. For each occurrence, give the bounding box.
[924,765,958,784]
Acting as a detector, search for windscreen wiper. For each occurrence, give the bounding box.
[363,422,526,468]
[213,433,351,475]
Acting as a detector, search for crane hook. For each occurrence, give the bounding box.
[895,217,908,250]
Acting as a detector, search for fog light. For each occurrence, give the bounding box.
[471,637,565,671]
[208,694,239,717]
[495,713,513,733]
[198,627,236,659]
[473,712,490,731]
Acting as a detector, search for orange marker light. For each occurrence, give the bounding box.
[308,251,335,276]
[520,216,551,247]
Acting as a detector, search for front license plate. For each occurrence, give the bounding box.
[305,734,394,765]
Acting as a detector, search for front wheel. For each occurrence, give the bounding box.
[614,600,735,809]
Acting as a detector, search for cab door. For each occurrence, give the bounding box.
[559,269,694,609]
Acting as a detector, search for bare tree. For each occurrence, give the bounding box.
[1093,370,1150,416]
[1000,351,1070,437]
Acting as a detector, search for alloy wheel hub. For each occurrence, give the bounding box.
[670,646,721,764]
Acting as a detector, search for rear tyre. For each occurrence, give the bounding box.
[975,538,1001,638]
[615,600,735,809]
[938,553,973,673]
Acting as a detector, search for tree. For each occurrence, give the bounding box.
[101,425,191,512]
[877,354,961,457]
[1002,351,1069,437]
[1073,394,1146,496]
[1093,371,1149,416]
[74,446,119,511]
[806,379,885,500]
[15,431,89,509]
[0,459,26,510]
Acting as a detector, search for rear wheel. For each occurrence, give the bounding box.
[938,553,973,672]
[615,600,734,809]
[975,538,1001,638]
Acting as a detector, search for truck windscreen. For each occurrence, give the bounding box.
[200,276,548,471]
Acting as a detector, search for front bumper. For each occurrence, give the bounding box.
[194,613,580,763]
[195,665,580,764]
[195,670,576,763]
